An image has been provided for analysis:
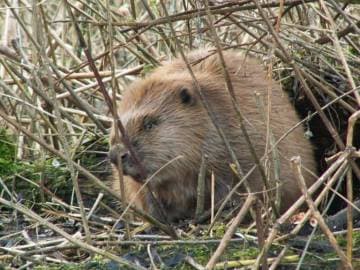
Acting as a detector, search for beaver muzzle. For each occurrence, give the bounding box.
[108,144,142,181]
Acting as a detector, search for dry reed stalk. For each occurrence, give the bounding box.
[291,156,353,270]
[205,195,256,270]
[345,111,360,262]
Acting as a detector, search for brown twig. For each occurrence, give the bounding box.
[195,154,207,219]
[345,111,360,261]
[291,156,352,270]
[205,195,256,270]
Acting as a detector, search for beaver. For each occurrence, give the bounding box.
[108,49,317,221]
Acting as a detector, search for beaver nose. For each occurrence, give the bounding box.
[121,152,130,164]
[108,146,119,165]
[109,144,131,166]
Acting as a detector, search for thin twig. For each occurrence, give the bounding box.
[291,156,352,270]
[205,195,256,270]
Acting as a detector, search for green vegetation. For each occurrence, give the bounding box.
[0,128,17,176]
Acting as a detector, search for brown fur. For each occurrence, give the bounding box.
[109,50,317,221]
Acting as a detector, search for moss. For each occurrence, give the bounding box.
[0,132,111,206]
[0,128,73,205]
[187,244,211,264]
[353,230,360,246]
[211,223,226,238]
[0,129,17,176]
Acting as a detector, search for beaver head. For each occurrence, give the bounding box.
[108,71,218,188]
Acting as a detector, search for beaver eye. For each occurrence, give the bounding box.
[143,117,158,131]
[179,87,195,105]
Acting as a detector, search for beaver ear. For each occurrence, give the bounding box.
[179,88,195,105]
